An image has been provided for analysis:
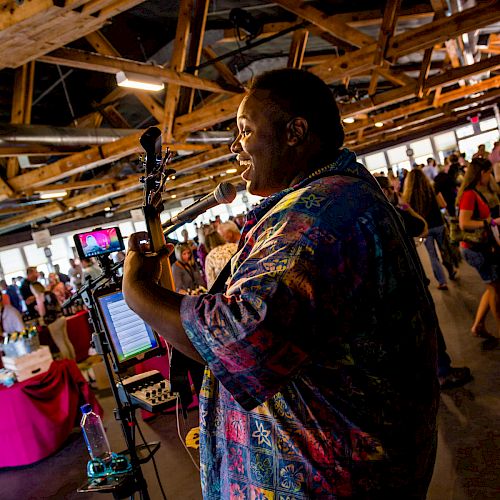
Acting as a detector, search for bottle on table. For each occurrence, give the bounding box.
[80,404,112,462]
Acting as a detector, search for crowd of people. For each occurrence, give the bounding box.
[375,139,500,352]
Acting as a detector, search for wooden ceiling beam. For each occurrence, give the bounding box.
[355,102,497,154]
[274,0,375,48]
[217,6,433,43]
[386,0,500,59]
[341,53,500,117]
[37,47,238,94]
[374,0,401,66]
[85,31,164,122]
[435,75,500,106]
[7,131,143,192]
[174,93,243,137]
[202,46,243,89]
[287,28,309,69]
[178,0,210,115]
[311,1,500,84]
[169,145,233,175]
[162,0,193,140]
[6,61,35,179]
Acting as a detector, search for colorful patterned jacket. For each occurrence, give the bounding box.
[181,149,439,499]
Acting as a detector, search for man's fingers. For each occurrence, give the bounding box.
[128,232,150,253]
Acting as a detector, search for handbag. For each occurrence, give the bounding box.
[448,216,487,246]
[449,190,490,246]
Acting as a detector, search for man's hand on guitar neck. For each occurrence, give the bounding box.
[125,232,173,284]
[122,232,203,363]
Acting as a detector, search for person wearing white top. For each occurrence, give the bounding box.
[0,303,25,335]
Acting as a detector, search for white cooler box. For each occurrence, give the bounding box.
[1,346,53,382]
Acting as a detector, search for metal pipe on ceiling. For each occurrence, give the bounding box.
[0,125,235,148]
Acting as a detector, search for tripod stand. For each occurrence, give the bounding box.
[66,255,164,499]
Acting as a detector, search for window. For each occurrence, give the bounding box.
[0,248,25,278]
[118,222,134,237]
[364,152,387,171]
[480,118,498,132]
[23,244,49,278]
[24,244,47,268]
[458,130,499,162]
[133,221,147,233]
[410,138,433,158]
[434,131,457,151]
[456,124,474,138]
[387,146,408,165]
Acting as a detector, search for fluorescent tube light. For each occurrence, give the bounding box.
[116,71,165,91]
[40,190,67,199]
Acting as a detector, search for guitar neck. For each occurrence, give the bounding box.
[146,214,175,291]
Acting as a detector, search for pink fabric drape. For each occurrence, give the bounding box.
[0,359,102,467]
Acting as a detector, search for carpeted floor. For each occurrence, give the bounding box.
[0,245,499,500]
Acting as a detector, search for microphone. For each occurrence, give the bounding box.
[162,182,237,230]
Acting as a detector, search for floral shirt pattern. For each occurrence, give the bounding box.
[181,149,439,499]
[205,242,238,289]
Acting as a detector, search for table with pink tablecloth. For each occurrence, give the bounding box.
[0,359,102,468]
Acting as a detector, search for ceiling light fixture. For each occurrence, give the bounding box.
[374,121,384,128]
[226,168,238,174]
[40,190,67,199]
[171,194,177,199]
[116,71,165,91]
[343,117,355,124]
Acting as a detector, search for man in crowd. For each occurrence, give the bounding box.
[123,69,439,498]
[20,267,40,319]
[423,157,438,181]
[1,279,23,313]
[67,258,83,289]
[54,264,70,285]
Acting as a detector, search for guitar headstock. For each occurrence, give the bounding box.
[140,127,175,213]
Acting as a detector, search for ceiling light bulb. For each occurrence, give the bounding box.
[343,117,355,124]
[226,168,238,174]
[116,71,165,91]
[40,190,68,199]
[374,121,384,128]
[104,207,111,212]
[171,194,177,199]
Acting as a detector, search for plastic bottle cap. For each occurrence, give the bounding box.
[80,404,92,414]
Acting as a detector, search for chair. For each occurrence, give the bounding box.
[47,316,76,360]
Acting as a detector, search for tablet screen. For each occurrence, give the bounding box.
[96,290,158,363]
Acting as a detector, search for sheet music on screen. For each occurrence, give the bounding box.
[97,291,158,362]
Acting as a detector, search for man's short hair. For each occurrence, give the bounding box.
[248,69,344,151]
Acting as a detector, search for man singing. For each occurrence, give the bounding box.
[123,69,439,499]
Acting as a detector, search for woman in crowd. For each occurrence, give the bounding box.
[47,272,71,305]
[403,169,457,290]
[458,158,500,350]
[172,243,205,294]
[204,229,238,289]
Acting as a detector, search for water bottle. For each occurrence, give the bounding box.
[80,404,112,461]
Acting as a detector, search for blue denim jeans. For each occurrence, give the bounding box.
[424,225,451,286]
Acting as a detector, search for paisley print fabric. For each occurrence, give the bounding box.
[181,149,439,499]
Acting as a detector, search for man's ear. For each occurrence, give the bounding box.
[286,117,308,146]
